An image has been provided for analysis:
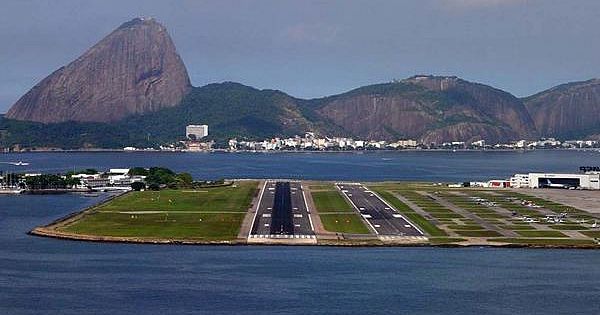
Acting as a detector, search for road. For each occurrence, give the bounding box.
[337,183,423,236]
[250,181,314,238]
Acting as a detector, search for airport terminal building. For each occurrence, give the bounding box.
[511,172,600,190]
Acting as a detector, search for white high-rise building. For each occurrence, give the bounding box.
[186,125,209,139]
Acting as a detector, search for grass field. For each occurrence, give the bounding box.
[582,231,600,238]
[60,181,258,241]
[96,182,257,212]
[319,214,371,234]
[491,238,595,246]
[310,187,370,234]
[365,182,600,246]
[311,190,353,212]
[64,212,246,240]
[455,230,502,237]
[309,183,336,191]
[515,230,568,238]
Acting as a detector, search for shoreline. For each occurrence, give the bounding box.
[3,148,600,154]
[28,228,600,249]
[28,180,600,249]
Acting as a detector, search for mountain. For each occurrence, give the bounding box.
[11,16,600,149]
[524,79,600,139]
[308,76,538,144]
[5,18,191,123]
[0,83,340,149]
[116,82,337,142]
[1,75,545,149]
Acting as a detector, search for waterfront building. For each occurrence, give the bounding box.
[186,125,209,139]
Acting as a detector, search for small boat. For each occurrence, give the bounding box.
[9,161,30,166]
[0,188,24,194]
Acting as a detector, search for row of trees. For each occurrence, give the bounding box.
[128,167,226,191]
[129,167,193,190]
[6,167,225,191]
[24,174,80,190]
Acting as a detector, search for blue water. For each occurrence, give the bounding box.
[2,151,600,314]
[2,150,600,181]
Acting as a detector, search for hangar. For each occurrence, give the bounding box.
[511,172,600,190]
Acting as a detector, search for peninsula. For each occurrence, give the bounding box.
[31,178,600,248]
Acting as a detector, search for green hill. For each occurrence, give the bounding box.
[0,82,335,149]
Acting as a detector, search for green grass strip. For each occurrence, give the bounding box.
[516,230,568,238]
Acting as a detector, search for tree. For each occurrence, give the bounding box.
[131,181,146,191]
[65,176,81,188]
[128,167,149,176]
[145,167,176,185]
[148,183,160,191]
[175,172,193,187]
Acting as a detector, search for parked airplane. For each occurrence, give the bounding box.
[543,179,575,189]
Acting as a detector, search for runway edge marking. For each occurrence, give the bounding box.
[300,185,315,232]
[248,180,268,239]
[336,182,379,235]
[368,186,426,236]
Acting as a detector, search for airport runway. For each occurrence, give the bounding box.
[337,183,423,236]
[250,181,314,238]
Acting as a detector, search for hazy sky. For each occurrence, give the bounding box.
[1,0,600,112]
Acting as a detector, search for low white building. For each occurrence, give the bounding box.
[471,140,486,147]
[528,173,600,190]
[109,169,130,175]
[511,172,600,190]
[510,174,530,188]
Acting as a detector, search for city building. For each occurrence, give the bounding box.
[186,125,209,139]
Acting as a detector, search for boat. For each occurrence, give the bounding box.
[0,188,25,194]
[3,161,30,166]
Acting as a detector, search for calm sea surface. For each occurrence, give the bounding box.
[2,151,600,314]
[2,150,600,181]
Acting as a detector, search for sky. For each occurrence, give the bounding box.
[1,0,600,113]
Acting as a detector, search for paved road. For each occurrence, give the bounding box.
[250,181,314,237]
[337,183,423,236]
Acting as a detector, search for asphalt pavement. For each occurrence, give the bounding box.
[337,183,423,236]
[250,181,314,237]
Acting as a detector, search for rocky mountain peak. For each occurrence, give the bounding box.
[6,17,191,123]
[524,78,600,138]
